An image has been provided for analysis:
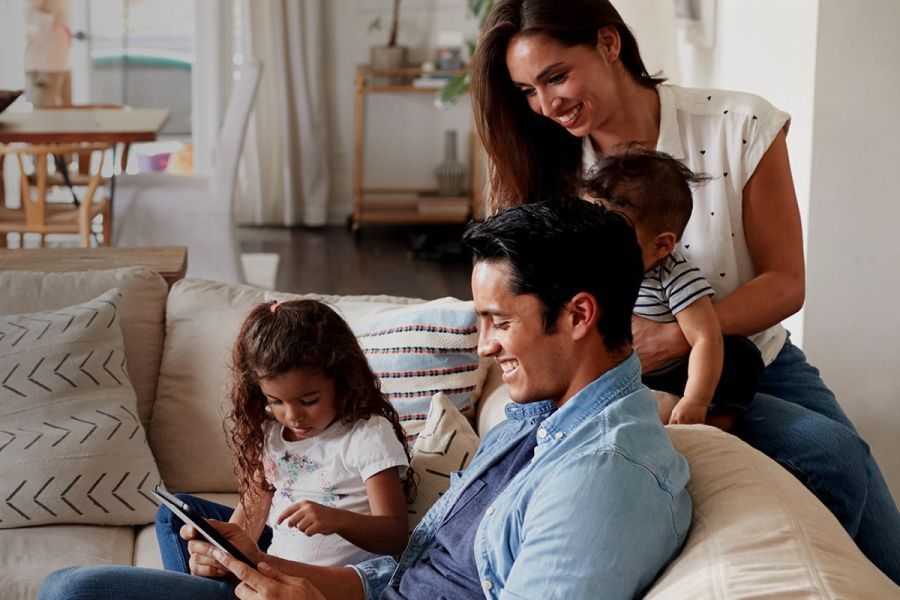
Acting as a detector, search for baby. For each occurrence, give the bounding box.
[586,151,763,427]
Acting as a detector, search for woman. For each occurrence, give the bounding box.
[470,0,900,583]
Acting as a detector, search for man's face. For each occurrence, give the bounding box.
[472,260,574,405]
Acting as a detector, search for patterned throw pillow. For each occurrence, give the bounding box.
[352,299,489,442]
[0,289,161,528]
[408,392,480,528]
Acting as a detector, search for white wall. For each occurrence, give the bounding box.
[323,0,479,223]
[0,0,26,91]
[676,0,820,347]
[803,0,900,500]
[676,0,899,500]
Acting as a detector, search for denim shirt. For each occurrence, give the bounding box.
[352,352,692,599]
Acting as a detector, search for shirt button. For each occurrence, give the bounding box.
[486,506,495,515]
[482,580,493,591]
[554,432,564,440]
[537,428,548,438]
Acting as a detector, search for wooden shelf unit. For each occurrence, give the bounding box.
[351,65,482,230]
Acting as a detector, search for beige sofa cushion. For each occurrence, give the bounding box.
[152,280,489,493]
[647,425,899,598]
[0,525,135,599]
[150,280,270,492]
[408,393,480,529]
[0,267,168,431]
[0,289,161,528]
[151,280,422,492]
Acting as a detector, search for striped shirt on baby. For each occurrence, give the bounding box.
[635,251,714,322]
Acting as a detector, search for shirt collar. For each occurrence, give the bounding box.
[503,352,643,447]
[654,85,685,160]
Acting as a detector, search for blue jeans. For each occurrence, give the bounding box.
[733,339,900,583]
[38,495,275,600]
[39,565,237,600]
[155,494,272,574]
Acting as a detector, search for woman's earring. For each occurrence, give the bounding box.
[264,405,273,417]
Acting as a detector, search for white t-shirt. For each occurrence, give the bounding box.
[262,415,409,567]
[584,84,791,365]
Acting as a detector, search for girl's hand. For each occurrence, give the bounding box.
[632,316,690,373]
[668,398,708,425]
[182,519,263,578]
[277,501,343,537]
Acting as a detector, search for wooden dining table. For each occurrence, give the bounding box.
[0,108,170,145]
[0,107,170,233]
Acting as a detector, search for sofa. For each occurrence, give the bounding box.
[0,266,896,599]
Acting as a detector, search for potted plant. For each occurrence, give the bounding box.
[369,0,407,84]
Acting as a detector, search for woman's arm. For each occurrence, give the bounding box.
[633,131,805,371]
[276,468,408,556]
[715,129,805,335]
[231,487,274,542]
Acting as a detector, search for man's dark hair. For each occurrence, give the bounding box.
[462,198,643,352]
[584,150,709,238]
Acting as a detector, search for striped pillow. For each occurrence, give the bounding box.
[353,299,489,441]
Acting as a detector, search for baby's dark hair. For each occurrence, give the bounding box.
[225,299,415,510]
[584,150,709,239]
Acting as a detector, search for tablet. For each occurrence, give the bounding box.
[153,484,257,568]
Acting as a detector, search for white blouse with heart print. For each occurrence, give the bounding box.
[583,84,792,366]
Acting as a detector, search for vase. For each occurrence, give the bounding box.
[434,130,466,197]
[370,46,408,86]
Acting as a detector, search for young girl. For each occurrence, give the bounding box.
[155,299,413,576]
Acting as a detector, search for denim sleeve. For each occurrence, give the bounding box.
[349,556,398,600]
[498,451,690,599]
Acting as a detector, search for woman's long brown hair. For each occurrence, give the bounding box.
[470,0,665,212]
[226,300,415,515]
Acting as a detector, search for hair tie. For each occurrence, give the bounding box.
[270,301,280,314]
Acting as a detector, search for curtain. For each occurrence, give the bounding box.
[235,0,330,226]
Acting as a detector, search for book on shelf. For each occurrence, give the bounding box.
[412,74,454,89]
[417,198,470,217]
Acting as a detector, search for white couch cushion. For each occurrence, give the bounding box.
[647,426,899,598]
[152,279,489,493]
[0,289,161,528]
[408,393,480,529]
[0,525,135,600]
[0,267,168,431]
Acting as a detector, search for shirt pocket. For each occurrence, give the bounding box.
[442,479,487,524]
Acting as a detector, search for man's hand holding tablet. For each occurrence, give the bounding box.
[153,484,260,573]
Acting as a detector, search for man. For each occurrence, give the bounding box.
[39,199,691,599]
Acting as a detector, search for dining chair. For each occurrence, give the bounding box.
[112,62,262,285]
[0,142,111,248]
[41,104,132,194]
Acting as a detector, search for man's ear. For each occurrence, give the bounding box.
[596,26,621,62]
[653,232,677,262]
[567,292,600,341]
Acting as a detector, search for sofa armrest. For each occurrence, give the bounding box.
[647,426,898,598]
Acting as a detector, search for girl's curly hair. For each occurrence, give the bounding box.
[225,299,415,516]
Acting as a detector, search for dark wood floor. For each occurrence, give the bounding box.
[238,224,474,300]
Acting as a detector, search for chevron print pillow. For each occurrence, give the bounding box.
[0,289,161,528]
[407,392,480,528]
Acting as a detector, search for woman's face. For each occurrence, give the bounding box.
[505,30,622,138]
